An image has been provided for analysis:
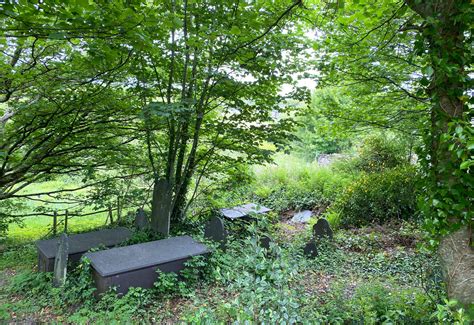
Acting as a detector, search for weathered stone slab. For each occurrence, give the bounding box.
[53,233,69,287]
[204,216,227,248]
[86,235,209,295]
[291,210,313,223]
[303,240,318,258]
[135,208,149,230]
[312,218,333,240]
[36,227,132,272]
[220,203,271,220]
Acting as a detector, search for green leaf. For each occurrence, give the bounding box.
[230,26,241,35]
[48,32,67,40]
[460,160,473,170]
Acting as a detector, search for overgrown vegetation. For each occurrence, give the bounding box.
[1,222,471,323]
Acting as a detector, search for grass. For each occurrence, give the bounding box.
[6,214,107,245]
[2,177,113,245]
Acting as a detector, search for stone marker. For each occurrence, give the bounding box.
[53,233,69,287]
[204,216,227,248]
[86,235,209,295]
[220,203,271,220]
[303,240,318,258]
[312,218,333,240]
[259,235,272,250]
[135,208,149,230]
[291,210,313,223]
[36,227,132,272]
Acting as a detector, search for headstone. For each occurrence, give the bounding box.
[291,210,313,223]
[53,233,69,287]
[135,208,149,230]
[36,227,132,272]
[312,218,333,240]
[259,235,272,250]
[204,216,227,248]
[303,240,318,258]
[317,153,347,166]
[86,235,210,295]
[151,179,172,236]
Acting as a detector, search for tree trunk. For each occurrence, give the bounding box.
[439,226,474,306]
[406,0,473,307]
[150,178,172,236]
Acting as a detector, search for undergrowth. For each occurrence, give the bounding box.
[2,222,471,324]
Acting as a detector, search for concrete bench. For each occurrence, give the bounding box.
[220,203,271,220]
[36,227,132,272]
[86,235,209,295]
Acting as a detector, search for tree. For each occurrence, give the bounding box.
[311,0,473,305]
[1,0,312,237]
[0,1,146,231]
[293,88,353,161]
[405,0,473,306]
[126,0,310,235]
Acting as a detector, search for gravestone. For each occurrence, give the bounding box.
[86,235,209,295]
[220,203,271,220]
[259,235,272,250]
[312,218,333,240]
[291,210,313,223]
[53,233,69,287]
[303,240,318,258]
[135,208,149,230]
[204,216,227,248]
[36,227,132,272]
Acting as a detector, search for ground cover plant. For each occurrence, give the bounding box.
[0,219,470,323]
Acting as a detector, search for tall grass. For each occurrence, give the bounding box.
[252,154,355,211]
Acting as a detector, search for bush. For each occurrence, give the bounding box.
[329,165,418,227]
[354,134,409,173]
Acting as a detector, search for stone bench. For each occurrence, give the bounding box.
[86,235,210,295]
[36,227,132,272]
[220,203,271,220]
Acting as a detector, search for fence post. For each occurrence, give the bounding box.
[53,211,57,236]
[64,210,68,233]
[108,205,114,224]
[117,196,121,223]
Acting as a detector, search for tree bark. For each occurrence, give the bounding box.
[406,0,473,307]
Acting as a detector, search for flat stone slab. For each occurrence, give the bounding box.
[36,227,132,272]
[291,210,313,223]
[86,235,209,295]
[220,203,271,220]
[87,235,209,277]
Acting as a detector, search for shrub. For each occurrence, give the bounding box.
[354,134,409,173]
[329,165,418,227]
